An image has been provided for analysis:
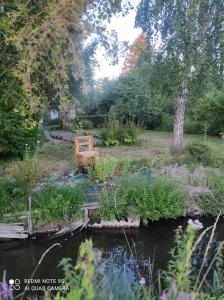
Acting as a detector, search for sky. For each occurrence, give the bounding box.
[94,0,141,80]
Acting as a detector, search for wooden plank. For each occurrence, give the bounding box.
[0,229,25,234]
[82,202,99,210]
[0,232,28,239]
[51,219,85,239]
[0,225,25,231]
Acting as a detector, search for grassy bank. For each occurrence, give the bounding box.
[0,130,223,228]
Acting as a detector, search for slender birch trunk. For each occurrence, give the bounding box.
[170,88,188,153]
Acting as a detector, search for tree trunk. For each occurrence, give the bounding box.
[170,88,188,153]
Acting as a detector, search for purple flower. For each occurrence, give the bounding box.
[0,282,13,300]
[177,292,195,300]
[188,219,203,230]
[160,291,168,300]
[170,281,177,294]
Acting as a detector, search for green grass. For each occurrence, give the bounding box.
[32,185,85,222]
[99,130,224,165]
[96,175,186,221]
[0,179,85,223]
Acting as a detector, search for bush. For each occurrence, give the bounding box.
[33,185,85,222]
[199,172,224,215]
[7,155,49,182]
[185,142,212,165]
[0,110,39,158]
[184,118,202,134]
[159,114,173,132]
[81,119,93,130]
[119,176,185,220]
[88,157,118,182]
[101,113,139,146]
[77,115,106,128]
[196,90,224,136]
[46,118,63,130]
[97,175,185,220]
[0,180,29,220]
[63,122,75,132]
[97,191,127,220]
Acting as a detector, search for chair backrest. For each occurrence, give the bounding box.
[74,136,94,154]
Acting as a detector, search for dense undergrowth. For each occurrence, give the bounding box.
[0,181,85,223]
[95,175,186,221]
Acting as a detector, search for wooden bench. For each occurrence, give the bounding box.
[74,135,96,167]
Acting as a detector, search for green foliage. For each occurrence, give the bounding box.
[198,172,224,215]
[97,175,185,221]
[0,179,29,220]
[159,114,173,132]
[186,142,212,165]
[33,185,84,222]
[57,239,96,300]
[119,176,185,220]
[45,118,63,130]
[97,191,127,220]
[0,179,85,222]
[167,225,195,292]
[88,157,118,182]
[93,71,173,130]
[77,115,106,128]
[101,112,139,146]
[63,122,75,132]
[80,119,94,130]
[184,119,202,135]
[196,90,224,136]
[0,109,39,158]
[7,147,49,183]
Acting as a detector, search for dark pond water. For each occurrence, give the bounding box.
[0,217,224,297]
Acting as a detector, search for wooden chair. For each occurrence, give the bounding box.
[74,136,96,167]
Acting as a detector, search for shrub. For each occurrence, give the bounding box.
[88,157,118,182]
[0,180,29,220]
[101,113,139,146]
[199,172,224,215]
[97,191,127,220]
[0,109,39,158]
[96,175,185,220]
[77,115,106,128]
[196,89,224,136]
[159,114,173,132]
[46,118,63,130]
[119,176,185,220]
[185,142,212,165]
[32,185,85,222]
[184,118,202,134]
[63,122,75,132]
[81,119,93,130]
[7,155,49,182]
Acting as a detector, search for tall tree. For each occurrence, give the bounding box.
[1,0,129,114]
[122,33,147,74]
[136,0,224,152]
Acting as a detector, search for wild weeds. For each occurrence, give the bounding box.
[101,112,139,146]
[7,142,49,182]
[88,157,118,182]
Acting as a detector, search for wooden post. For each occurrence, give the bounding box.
[28,197,33,236]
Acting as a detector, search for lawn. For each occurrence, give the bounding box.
[99,130,223,160]
[36,130,224,173]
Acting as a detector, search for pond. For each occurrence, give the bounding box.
[0,217,224,297]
